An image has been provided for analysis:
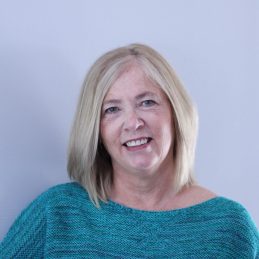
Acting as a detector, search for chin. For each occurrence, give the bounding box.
[129,159,158,172]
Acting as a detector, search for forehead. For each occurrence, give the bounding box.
[103,66,166,100]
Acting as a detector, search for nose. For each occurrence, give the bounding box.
[123,109,144,131]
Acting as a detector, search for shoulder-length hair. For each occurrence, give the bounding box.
[68,43,198,207]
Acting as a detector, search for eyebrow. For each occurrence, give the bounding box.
[135,91,156,100]
[102,99,122,106]
[103,91,157,106]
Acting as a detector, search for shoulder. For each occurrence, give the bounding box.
[193,187,259,253]
[182,185,259,237]
[43,181,86,196]
[213,197,259,253]
[212,195,258,231]
[10,182,91,217]
[188,186,259,255]
[176,184,216,208]
[36,181,90,206]
[0,183,90,257]
[187,185,257,226]
[6,182,90,222]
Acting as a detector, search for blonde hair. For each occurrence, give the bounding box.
[68,43,198,206]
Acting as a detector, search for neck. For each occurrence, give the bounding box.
[109,166,180,211]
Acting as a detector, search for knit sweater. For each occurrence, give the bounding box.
[0,182,258,258]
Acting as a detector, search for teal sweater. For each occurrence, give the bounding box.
[1,182,258,258]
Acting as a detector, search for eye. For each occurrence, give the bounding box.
[141,100,156,107]
[104,106,120,114]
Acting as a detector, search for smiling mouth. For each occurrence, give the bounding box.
[123,137,152,147]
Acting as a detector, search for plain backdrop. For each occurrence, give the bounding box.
[0,0,258,240]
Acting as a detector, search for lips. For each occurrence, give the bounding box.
[123,137,152,147]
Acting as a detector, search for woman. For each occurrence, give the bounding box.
[1,43,258,258]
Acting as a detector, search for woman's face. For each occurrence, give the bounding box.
[100,66,174,176]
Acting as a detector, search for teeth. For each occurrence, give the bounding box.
[126,138,148,147]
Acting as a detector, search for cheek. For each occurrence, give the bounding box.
[99,125,113,158]
[100,120,119,148]
[100,120,109,146]
[159,115,174,143]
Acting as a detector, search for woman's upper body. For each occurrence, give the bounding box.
[1,43,258,258]
[0,182,258,258]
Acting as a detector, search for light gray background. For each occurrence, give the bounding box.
[0,0,258,240]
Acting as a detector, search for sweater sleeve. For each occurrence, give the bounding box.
[237,205,259,258]
[247,215,259,258]
[0,191,48,258]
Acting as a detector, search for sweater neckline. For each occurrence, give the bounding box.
[105,196,224,216]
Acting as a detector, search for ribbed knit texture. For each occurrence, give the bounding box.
[0,182,258,258]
